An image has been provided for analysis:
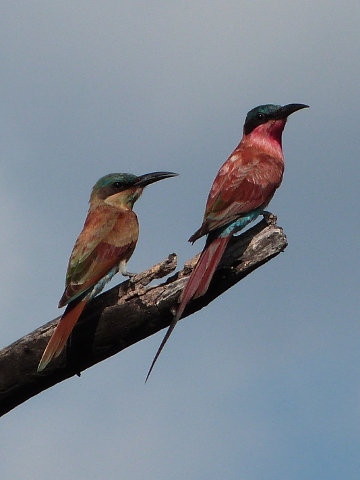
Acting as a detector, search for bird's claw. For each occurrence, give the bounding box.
[262,211,277,226]
[125,272,137,284]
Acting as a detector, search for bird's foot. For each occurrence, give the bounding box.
[123,271,137,284]
[119,261,136,283]
[118,254,178,304]
[262,211,277,226]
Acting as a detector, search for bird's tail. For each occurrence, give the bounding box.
[145,235,230,381]
[37,299,87,372]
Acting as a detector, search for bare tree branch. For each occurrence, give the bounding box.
[0,216,287,417]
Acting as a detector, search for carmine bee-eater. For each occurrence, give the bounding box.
[38,171,177,372]
[146,103,308,381]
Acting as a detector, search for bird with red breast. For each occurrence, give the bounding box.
[146,103,308,381]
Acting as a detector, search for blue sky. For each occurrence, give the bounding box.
[1,2,359,479]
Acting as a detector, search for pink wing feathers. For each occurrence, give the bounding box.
[191,146,284,241]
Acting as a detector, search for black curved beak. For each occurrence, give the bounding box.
[134,171,178,187]
[277,103,309,119]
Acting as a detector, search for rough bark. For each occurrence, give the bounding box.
[0,216,287,417]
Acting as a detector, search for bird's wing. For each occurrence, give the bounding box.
[59,207,138,306]
[200,149,284,234]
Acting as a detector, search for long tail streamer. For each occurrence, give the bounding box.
[145,236,230,381]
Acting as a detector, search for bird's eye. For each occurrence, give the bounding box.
[112,182,123,189]
[257,113,265,120]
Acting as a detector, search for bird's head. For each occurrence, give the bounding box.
[91,171,178,209]
[243,103,309,144]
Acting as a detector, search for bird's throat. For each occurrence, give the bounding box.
[246,119,285,157]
